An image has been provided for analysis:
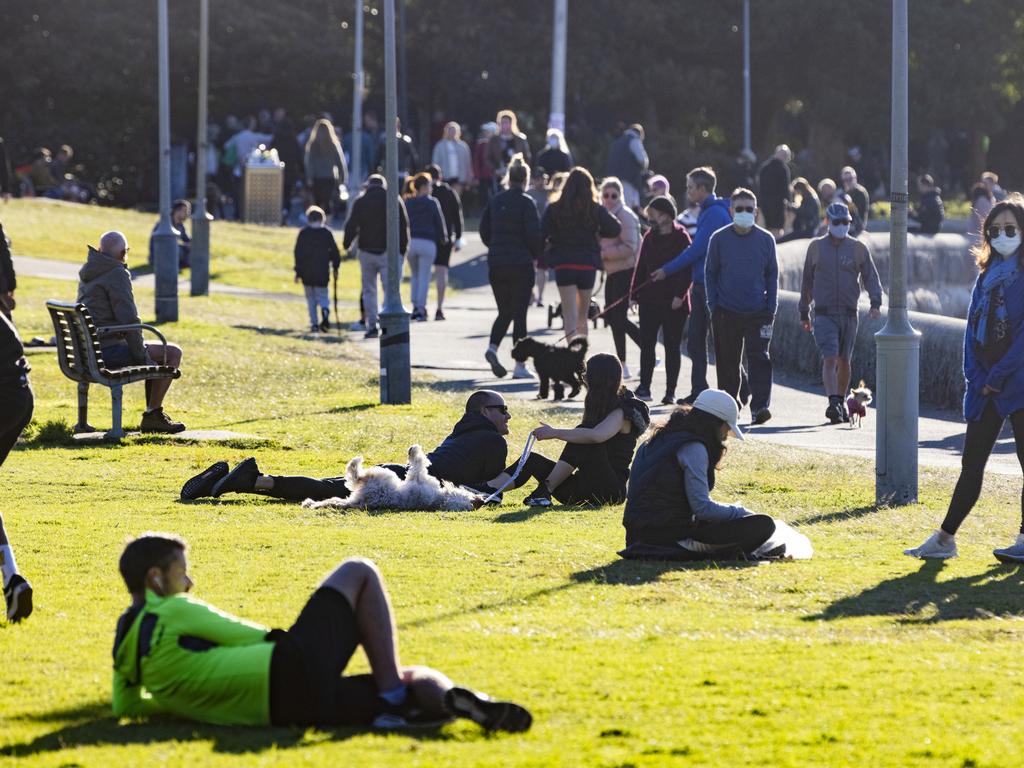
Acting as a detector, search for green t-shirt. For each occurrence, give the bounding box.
[111,590,274,726]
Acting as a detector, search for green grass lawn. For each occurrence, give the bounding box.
[3,273,1024,767]
[0,198,361,295]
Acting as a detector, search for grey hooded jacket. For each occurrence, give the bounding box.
[76,246,147,363]
[798,234,883,320]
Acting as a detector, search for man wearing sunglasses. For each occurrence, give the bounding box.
[799,201,883,423]
[703,188,778,425]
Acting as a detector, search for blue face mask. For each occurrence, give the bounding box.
[733,211,755,229]
[829,222,850,239]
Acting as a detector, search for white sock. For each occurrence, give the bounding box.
[0,545,17,586]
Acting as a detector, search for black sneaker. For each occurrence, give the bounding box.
[635,386,653,402]
[840,402,850,423]
[752,408,772,425]
[5,573,33,623]
[140,407,187,434]
[181,461,230,500]
[524,483,553,507]
[364,327,379,339]
[434,309,446,321]
[485,349,507,378]
[211,457,260,497]
[825,402,842,424]
[444,687,532,733]
[661,393,676,406]
[677,392,699,406]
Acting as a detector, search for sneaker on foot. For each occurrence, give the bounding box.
[364,327,379,339]
[485,349,507,378]
[140,407,186,434]
[677,392,700,406]
[444,687,532,733]
[434,309,446,321]
[621,364,632,379]
[635,386,653,402]
[4,574,33,623]
[181,461,230,500]
[825,402,842,424]
[524,483,553,507]
[904,530,958,559]
[661,394,676,406]
[752,408,772,425]
[512,362,534,379]
[349,320,367,331]
[993,533,1024,564]
[310,324,320,333]
[211,457,260,498]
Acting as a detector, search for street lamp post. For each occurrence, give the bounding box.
[875,0,920,505]
[378,0,411,405]
[191,0,211,296]
[742,0,751,154]
[153,0,179,322]
[351,0,364,187]
[549,0,568,132]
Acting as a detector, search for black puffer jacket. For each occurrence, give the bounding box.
[293,226,341,287]
[426,412,508,486]
[479,188,542,267]
[343,185,410,255]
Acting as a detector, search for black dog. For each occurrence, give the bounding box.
[511,337,587,401]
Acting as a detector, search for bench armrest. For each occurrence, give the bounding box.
[95,323,171,365]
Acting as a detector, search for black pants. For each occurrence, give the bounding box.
[488,263,535,348]
[711,307,773,411]
[688,514,776,556]
[638,300,688,396]
[508,442,625,505]
[0,385,33,468]
[604,270,640,362]
[312,177,336,215]
[942,401,1024,535]
[267,464,409,502]
[686,283,711,396]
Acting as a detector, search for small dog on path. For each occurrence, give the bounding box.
[847,382,873,428]
[511,336,587,401]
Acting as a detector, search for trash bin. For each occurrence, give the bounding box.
[242,162,284,225]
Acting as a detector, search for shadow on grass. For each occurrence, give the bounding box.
[808,560,1024,623]
[492,508,549,524]
[233,324,349,344]
[571,558,761,586]
[799,504,881,526]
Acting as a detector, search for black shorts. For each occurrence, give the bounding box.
[269,587,383,726]
[554,267,597,290]
[434,242,453,268]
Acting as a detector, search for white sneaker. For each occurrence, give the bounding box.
[621,364,632,379]
[993,533,1024,564]
[904,531,957,559]
[512,362,534,379]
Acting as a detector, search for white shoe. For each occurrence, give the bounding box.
[904,530,957,559]
[993,533,1024,564]
[512,362,534,379]
[621,364,632,379]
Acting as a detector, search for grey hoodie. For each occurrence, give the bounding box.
[77,246,147,363]
[798,234,883,320]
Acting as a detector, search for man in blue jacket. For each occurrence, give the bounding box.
[703,188,779,425]
[651,167,733,403]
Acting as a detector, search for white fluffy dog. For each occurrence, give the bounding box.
[302,445,478,512]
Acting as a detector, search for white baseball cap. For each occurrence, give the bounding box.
[692,389,744,440]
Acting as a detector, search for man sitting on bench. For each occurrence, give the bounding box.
[77,231,185,433]
[112,533,531,730]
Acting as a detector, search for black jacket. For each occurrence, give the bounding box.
[541,201,621,269]
[293,226,341,287]
[0,310,30,389]
[426,412,507,486]
[431,182,463,244]
[0,222,14,295]
[343,185,410,255]
[480,188,542,267]
[913,189,944,234]
[536,147,572,176]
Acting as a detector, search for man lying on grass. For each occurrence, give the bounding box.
[112,533,531,731]
[180,390,513,503]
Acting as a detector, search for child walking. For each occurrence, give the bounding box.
[294,206,342,332]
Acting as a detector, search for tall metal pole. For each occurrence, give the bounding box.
[190,0,211,296]
[396,0,408,123]
[153,0,179,322]
[549,0,568,132]
[351,0,364,187]
[875,0,920,505]
[378,0,411,404]
[742,0,751,153]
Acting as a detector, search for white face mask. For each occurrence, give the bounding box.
[991,233,1021,257]
[829,222,850,239]
[733,211,755,229]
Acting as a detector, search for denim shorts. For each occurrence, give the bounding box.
[813,313,859,359]
[100,342,136,368]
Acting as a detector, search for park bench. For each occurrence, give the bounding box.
[46,300,180,438]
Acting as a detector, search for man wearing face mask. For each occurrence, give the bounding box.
[703,188,778,425]
[799,202,883,423]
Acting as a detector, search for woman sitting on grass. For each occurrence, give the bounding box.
[478,353,649,507]
[619,389,778,560]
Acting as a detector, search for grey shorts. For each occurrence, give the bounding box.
[813,313,859,359]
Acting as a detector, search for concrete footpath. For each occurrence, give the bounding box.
[14,236,1021,476]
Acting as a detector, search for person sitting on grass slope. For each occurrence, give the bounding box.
[112,533,532,731]
[472,354,649,507]
[181,390,512,503]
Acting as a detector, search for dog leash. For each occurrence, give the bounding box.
[550,276,657,346]
[483,433,536,503]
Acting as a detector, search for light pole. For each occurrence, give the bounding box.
[191,0,211,296]
[351,0,364,187]
[153,0,179,322]
[378,0,411,404]
[875,0,920,505]
[742,0,751,154]
[549,0,568,132]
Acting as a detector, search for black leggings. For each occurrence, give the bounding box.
[638,300,688,395]
[0,385,33,468]
[604,270,640,362]
[488,262,535,348]
[688,515,776,556]
[941,402,1024,535]
[265,464,408,502]
[507,442,625,505]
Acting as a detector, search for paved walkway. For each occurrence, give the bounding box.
[14,238,1021,477]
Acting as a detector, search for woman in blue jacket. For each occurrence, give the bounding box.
[404,173,447,321]
[906,197,1024,562]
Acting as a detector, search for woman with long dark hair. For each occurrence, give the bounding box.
[600,177,642,379]
[778,177,820,243]
[906,197,1024,562]
[476,354,649,506]
[541,167,621,339]
[304,119,347,216]
[621,389,776,559]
